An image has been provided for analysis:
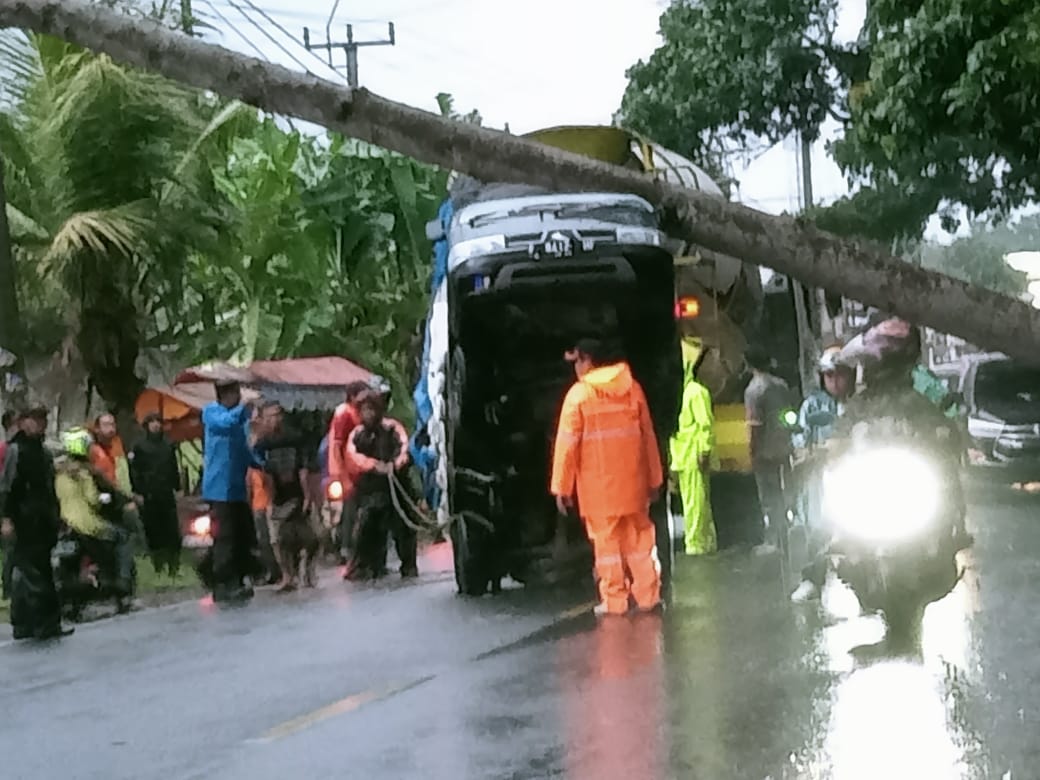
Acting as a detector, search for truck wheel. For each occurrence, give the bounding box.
[652,496,674,597]
[450,513,491,597]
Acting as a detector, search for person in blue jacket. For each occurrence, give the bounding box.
[202,380,263,602]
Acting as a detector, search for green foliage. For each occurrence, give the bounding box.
[2,33,220,410]
[619,0,844,187]
[436,92,483,126]
[622,0,1040,243]
[833,1,1040,232]
[3,35,447,420]
[907,215,1037,297]
[165,128,447,421]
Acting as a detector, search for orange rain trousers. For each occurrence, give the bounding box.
[586,512,661,614]
[550,363,664,614]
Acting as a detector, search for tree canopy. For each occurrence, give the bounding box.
[621,0,1040,244]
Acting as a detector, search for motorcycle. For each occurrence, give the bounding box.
[321,479,345,563]
[820,433,968,637]
[52,491,138,620]
[183,505,266,594]
[182,504,215,591]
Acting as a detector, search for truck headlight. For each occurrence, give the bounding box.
[822,447,942,542]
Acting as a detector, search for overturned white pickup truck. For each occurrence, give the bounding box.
[411,177,683,596]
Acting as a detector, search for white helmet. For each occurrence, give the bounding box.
[818,346,847,373]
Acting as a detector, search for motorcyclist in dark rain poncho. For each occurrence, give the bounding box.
[791,315,969,602]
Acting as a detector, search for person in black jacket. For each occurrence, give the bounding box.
[344,394,417,580]
[129,413,183,578]
[1,409,15,600]
[0,406,72,640]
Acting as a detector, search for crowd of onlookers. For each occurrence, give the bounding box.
[0,369,422,638]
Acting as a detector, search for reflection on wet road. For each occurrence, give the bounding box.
[1,481,1037,779]
[660,481,1028,780]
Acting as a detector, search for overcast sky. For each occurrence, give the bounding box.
[198,0,893,221]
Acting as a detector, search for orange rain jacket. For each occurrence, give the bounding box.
[89,442,120,487]
[550,362,664,519]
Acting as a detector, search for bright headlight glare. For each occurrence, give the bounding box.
[822,448,942,542]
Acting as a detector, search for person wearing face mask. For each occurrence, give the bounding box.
[551,338,665,617]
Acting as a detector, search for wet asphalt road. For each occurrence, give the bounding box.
[2,477,1038,780]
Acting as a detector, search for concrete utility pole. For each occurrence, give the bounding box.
[791,131,820,392]
[303,22,395,88]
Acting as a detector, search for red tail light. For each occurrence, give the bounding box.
[675,296,701,319]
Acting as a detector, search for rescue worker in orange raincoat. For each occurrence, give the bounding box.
[550,338,664,616]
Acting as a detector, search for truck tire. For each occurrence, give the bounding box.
[450,511,493,597]
[652,495,674,597]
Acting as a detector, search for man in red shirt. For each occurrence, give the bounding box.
[327,381,372,568]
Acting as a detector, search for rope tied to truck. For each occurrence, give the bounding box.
[386,470,496,536]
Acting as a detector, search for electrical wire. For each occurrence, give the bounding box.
[206,0,465,25]
[198,0,301,129]
[223,0,320,76]
[207,0,542,88]
[198,0,276,64]
[236,0,367,82]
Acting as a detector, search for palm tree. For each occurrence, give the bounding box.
[1,31,236,412]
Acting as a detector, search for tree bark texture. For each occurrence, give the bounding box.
[1,0,1038,364]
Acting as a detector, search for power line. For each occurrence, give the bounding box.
[223,0,319,76]
[206,0,460,24]
[199,0,274,63]
[206,0,554,90]
[234,0,356,82]
[198,0,307,130]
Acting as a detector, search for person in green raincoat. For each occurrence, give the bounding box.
[670,337,717,555]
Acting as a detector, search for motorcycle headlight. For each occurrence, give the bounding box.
[191,515,211,536]
[822,447,942,543]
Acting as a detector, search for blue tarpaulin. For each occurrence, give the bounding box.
[410,198,454,510]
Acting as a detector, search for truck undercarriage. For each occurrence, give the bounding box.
[445,243,681,595]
